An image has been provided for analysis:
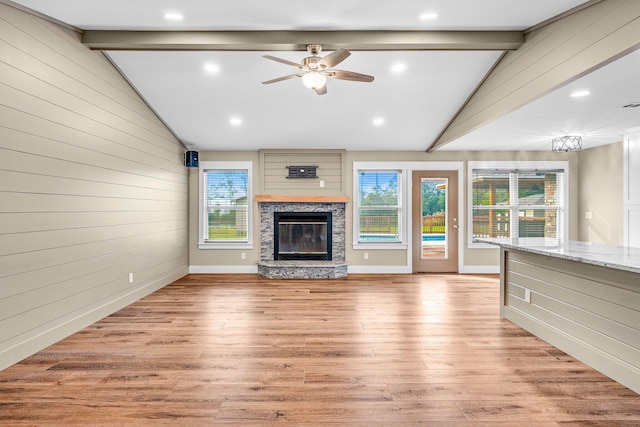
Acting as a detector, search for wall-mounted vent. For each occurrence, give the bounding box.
[620,102,640,109]
[286,165,318,179]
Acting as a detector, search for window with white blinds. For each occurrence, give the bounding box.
[199,161,253,247]
[470,165,567,243]
[356,170,402,243]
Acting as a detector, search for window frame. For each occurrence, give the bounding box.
[198,161,253,250]
[467,161,569,248]
[353,164,407,249]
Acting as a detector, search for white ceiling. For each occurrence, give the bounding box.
[439,48,640,151]
[106,49,503,151]
[11,0,639,152]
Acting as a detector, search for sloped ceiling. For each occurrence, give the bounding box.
[9,0,639,151]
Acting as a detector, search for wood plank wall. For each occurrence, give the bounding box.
[260,150,345,194]
[0,3,189,369]
[502,249,640,393]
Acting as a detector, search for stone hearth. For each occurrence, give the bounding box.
[256,195,348,279]
[257,261,348,279]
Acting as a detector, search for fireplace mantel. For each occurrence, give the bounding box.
[255,195,349,203]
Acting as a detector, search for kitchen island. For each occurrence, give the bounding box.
[480,239,640,394]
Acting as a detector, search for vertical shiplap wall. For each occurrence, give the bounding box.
[0,4,188,369]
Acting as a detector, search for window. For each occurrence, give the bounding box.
[469,162,568,245]
[355,170,402,244]
[199,161,253,249]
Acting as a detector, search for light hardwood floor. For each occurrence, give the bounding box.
[1,274,639,426]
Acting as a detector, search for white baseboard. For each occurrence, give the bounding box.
[0,267,187,371]
[347,265,412,274]
[189,265,259,274]
[503,306,640,394]
[188,265,498,275]
[348,265,498,274]
[458,265,500,274]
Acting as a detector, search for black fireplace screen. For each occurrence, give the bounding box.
[274,212,332,260]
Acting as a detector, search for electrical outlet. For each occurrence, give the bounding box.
[241,252,246,260]
[524,288,531,303]
[128,273,134,284]
[363,252,369,260]
[320,180,325,188]
[585,211,593,219]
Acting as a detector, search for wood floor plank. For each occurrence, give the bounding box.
[455,399,640,422]
[215,400,466,423]
[0,273,638,425]
[168,383,393,402]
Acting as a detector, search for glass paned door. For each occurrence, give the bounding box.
[412,171,458,272]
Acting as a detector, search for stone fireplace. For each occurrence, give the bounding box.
[256,195,348,279]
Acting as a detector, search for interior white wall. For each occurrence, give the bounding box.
[188,150,580,274]
[624,131,640,247]
[578,142,624,244]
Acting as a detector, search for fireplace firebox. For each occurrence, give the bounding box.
[274,212,332,261]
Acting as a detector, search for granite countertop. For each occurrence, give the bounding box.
[477,238,640,275]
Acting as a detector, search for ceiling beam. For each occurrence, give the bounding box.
[82,30,524,51]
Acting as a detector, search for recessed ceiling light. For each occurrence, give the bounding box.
[570,90,591,98]
[373,117,385,126]
[391,63,406,73]
[204,63,220,74]
[163,12,183,21]
[419,12,438,20]
[229,117,242,126]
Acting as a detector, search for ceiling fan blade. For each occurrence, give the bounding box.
[314,85,327,96]
[318,48,350,69]
[263,55,304,69]
[328,69,375,83]
[262,74,301,84]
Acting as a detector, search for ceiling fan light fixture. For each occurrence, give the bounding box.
[302,71,327,90]
[262,45,373,96]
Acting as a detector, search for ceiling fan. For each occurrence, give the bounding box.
[262,44,374,95]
